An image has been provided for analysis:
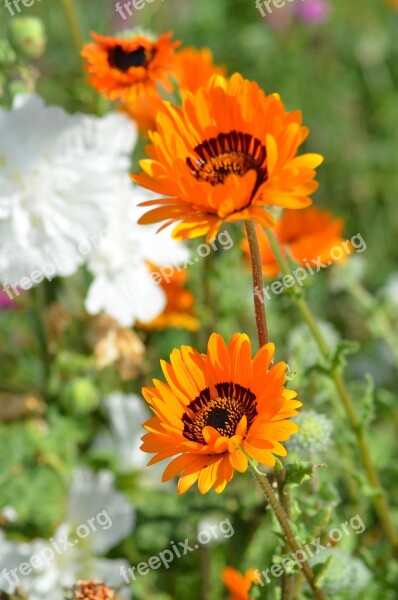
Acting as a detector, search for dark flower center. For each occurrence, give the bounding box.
[108,45,153,71]
[182,382,258,444]
[186,131,268,193]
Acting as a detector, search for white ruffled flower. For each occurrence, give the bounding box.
[94,392,149,473]
[85,180,189,327]
[0,469,134,599]
[93,392,167,488]
[0,94,137,285]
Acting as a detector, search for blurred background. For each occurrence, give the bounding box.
[1,0,398,599]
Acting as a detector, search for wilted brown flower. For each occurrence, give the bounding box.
[89,314,145,381]
[0,394,44,422]
[69,580,115,600]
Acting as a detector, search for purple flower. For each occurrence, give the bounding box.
[297,0,331,24]
[0,289,14,309]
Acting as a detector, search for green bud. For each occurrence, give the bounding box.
[61,378,100,415]
[8,17,46,60]
[287,411,333,455]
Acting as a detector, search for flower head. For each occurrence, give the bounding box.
[222,567,259,600]
[0,94,136,284]
[296,0,331,23]
[84,179,189,327]
[173,46,226,94]
[140,267,199,332]
[141,333,301,494]
[242,207,347,277]
[133,73,323,240]
[288,410,333,454]
[0,469,134,600]
[70,580,115,600]
[81,30,179,103]
[310,549,371,595]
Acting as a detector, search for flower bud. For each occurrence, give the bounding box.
[61,378,100,415]
[288,410,333,454]
[8,17,46,60]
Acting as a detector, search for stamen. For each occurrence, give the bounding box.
[186,130,268,192]
[108,45,154,71]
[182,382,257,444]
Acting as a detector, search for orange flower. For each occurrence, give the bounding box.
[242,207,347,278]
[222,567,259,600]
[81,31,180,102]
[122,90,166,132]
[141,267,199,331]
[132,72,323,241]
[141,333,301,494]
[173,46,226,94]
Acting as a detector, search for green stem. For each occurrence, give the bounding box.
[348,283,398,363]
[251,465,326,600]
[245,221,297,598]
[60,0,84,58]
[277,471,295,600]
[30,285,51,399]
[244,221,269,347]
[265,228,398,557]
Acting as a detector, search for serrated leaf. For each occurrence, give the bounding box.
[285,461,314,490]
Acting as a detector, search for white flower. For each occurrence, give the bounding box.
[94,392,149,473]
[0,94,137,284]
[382,273,398,306]
[93,392,169,488]
[0,469,134,599]
[85,179,189,327]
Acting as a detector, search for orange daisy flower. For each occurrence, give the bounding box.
[222,567,259,600]
[132,72,323,241]
[242,207,347,278]
[81,31,179,102]
[141,333,301,494]
[122,90,166,132]
[140,267,199,332]
[173,46,226,94]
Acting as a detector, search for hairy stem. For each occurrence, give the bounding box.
[251,465,326,600]
[60,0,84,57]
[265,228,398,557]
[244,220,269,347]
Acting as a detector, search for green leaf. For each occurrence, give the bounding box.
[285,461,315,490]
[313,555,334,587]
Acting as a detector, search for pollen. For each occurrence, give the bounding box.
[186,130,268,188]
[182,382,258,444]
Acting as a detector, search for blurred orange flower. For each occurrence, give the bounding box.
[141,267,199,332]
[222,567,259,600]
[123,46,225,133]
[173,46,226,93]
[82,31,179,102]
[132,73,323,241]
[122,90,166,132]
[141,332,301,494]
[242,206,347,277]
